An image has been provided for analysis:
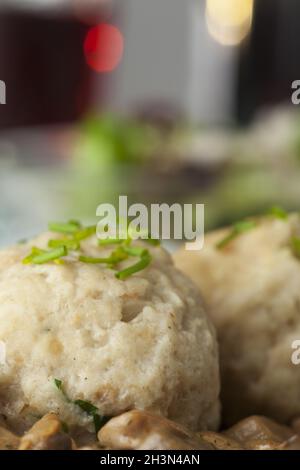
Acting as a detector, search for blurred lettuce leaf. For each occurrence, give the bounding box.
[74,113,159,171]
[69,113,160,217]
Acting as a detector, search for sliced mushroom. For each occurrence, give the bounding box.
[0,426,20,450]
[98,410,214,450]
[19,413,74,450]
[198,431,244,450]
[271,433,300,450]
[71,426,99,449]
[291,417,300,435]
[224,415,295,450]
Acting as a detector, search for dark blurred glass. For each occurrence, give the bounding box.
[237,0,300,124]
[0,2,118,129]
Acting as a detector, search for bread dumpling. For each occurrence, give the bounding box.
[175,214,300,425]
[0,232,220,433]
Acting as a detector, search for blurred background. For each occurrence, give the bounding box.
[1,0,300,245]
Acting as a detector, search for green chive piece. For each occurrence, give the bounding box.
[48,222,81,234]
[24,246,67,265]
[54,379,107,433]
[116,251,152,280]
[127,225,160,246]
[74,226,96,241]
[122,246,148,257]
[268,206,288,220]
[291,237,300,258]
[68,219,81,228]
[79,246,129,266]
[93,414,110,434]
[23,219,155,278]
[54,378,72,404]
[48,238,80,250]
[98,238,124,246]
[73,400,98,415]
[216,220,257,249]
[234,220,257,233]
[110,247,129,263]
[144,238,160,246]
[54,378,62,390]
[79,255,118,265]
[74,400,106,434]
[22,247,45,264]
[216,232,236,250]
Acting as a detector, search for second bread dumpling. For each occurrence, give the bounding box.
[175,214,300,425]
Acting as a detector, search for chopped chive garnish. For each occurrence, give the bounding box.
[116,250,152,280]
[68,219,81,228]
[98,238,124,246]
[54,378,72,403]
[23,246,67,265]
[233,220,257,233]
[79,255,118,265]
[79,247,128,266]
[23,219,156,279]
[54,378,62,389]
[216,220,257,249]
[127,226,160,246]
[268,206,288,220]
[73,399,98,415]
[110,247,129,263]
[54,379,108,433]
[122,246,148,257]
[22,247,45,264]
[73,400,107,433]
[291,237,300,258]
[144,238,160,246]
[74,226,96,241]
[48,238,80,250]
[49,222,81,234]
[93,414,110,433]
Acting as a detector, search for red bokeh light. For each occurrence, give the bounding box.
[84,23,124,73]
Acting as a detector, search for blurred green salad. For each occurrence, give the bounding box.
[74,113,159,170]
